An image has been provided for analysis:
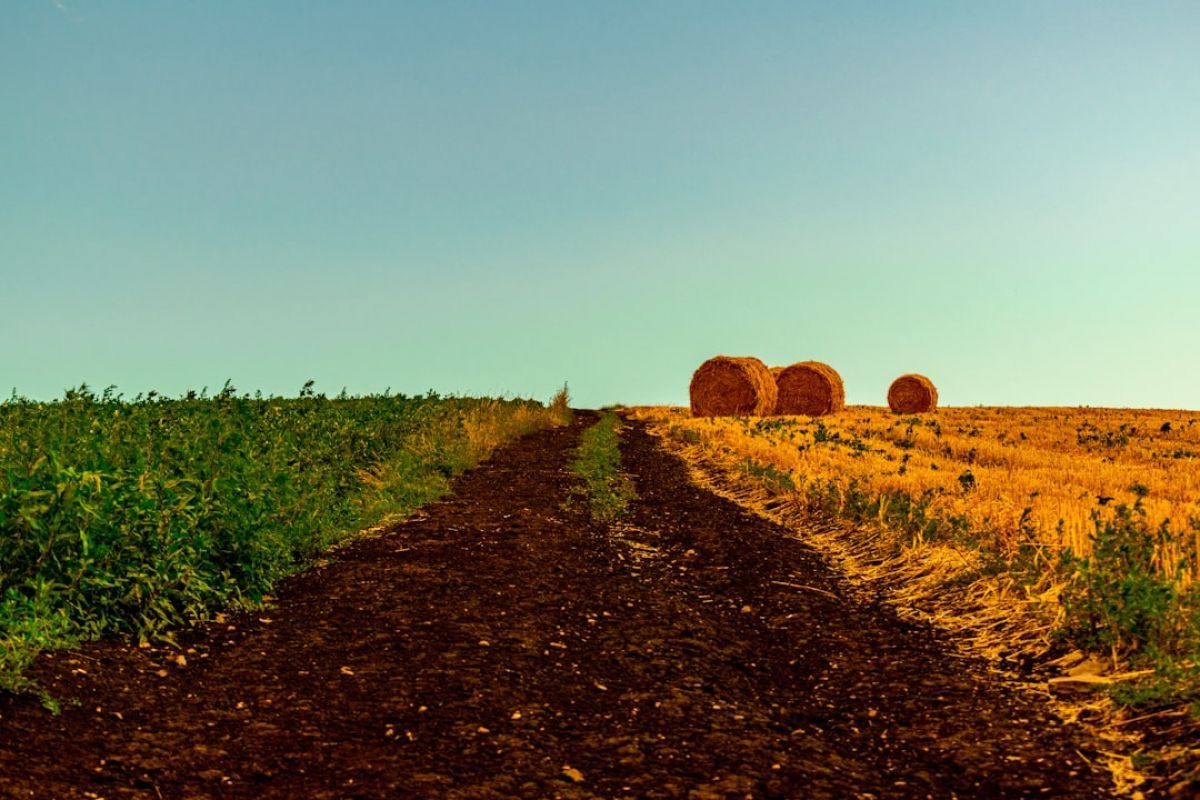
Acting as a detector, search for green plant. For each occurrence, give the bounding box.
[1059,504,1178,660]
[570,412,637,522]
[740,458,796,493]
[0,384,563,694]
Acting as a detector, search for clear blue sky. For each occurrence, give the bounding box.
[3,2,1198,408]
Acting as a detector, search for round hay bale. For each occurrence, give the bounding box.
[773,361,845,417]
[888,374,938,413]
[689,356,777,417]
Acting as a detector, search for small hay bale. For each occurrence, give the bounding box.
[689,356,777,417]
[888,374,939,413]
[773,361,845,417]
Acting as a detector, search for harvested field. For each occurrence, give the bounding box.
[642,405,1200,574]
[632,404,1200,793]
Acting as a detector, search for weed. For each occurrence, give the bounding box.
[740,458,796,493]
[548,383,574,426]
[1059,505,1177,660]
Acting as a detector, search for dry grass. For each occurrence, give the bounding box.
[643,405,1200,579]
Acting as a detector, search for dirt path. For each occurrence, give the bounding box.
[0,414,1111,799]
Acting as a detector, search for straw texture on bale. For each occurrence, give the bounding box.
[888,374,939,414]
[773,361,846,417]
[689,356,777,418]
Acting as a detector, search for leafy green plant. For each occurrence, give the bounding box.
[570,412,637,522]
[740,458,796,492]
[0,384,563,694]
[1059,504,1178,660]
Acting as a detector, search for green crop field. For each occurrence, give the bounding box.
[0,383,569,697]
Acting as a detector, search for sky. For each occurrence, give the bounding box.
[2,2,1198,409]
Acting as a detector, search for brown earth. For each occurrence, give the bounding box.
[0,413,1111,799]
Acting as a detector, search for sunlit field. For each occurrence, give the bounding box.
[640,405,1200,582]
[633,403,1200,722]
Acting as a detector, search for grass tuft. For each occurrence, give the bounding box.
[548,383,574,426]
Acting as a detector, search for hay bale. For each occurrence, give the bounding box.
[689,356,777,417]
[773,361,845,417]
[888,374,938,413]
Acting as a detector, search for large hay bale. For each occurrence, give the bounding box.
[888,374,939,413]
[689,356,777,417]
[773,361,845,417]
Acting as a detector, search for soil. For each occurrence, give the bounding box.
[0,413,1112,799]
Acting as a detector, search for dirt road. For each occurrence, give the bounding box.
[0,413,1109,798]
